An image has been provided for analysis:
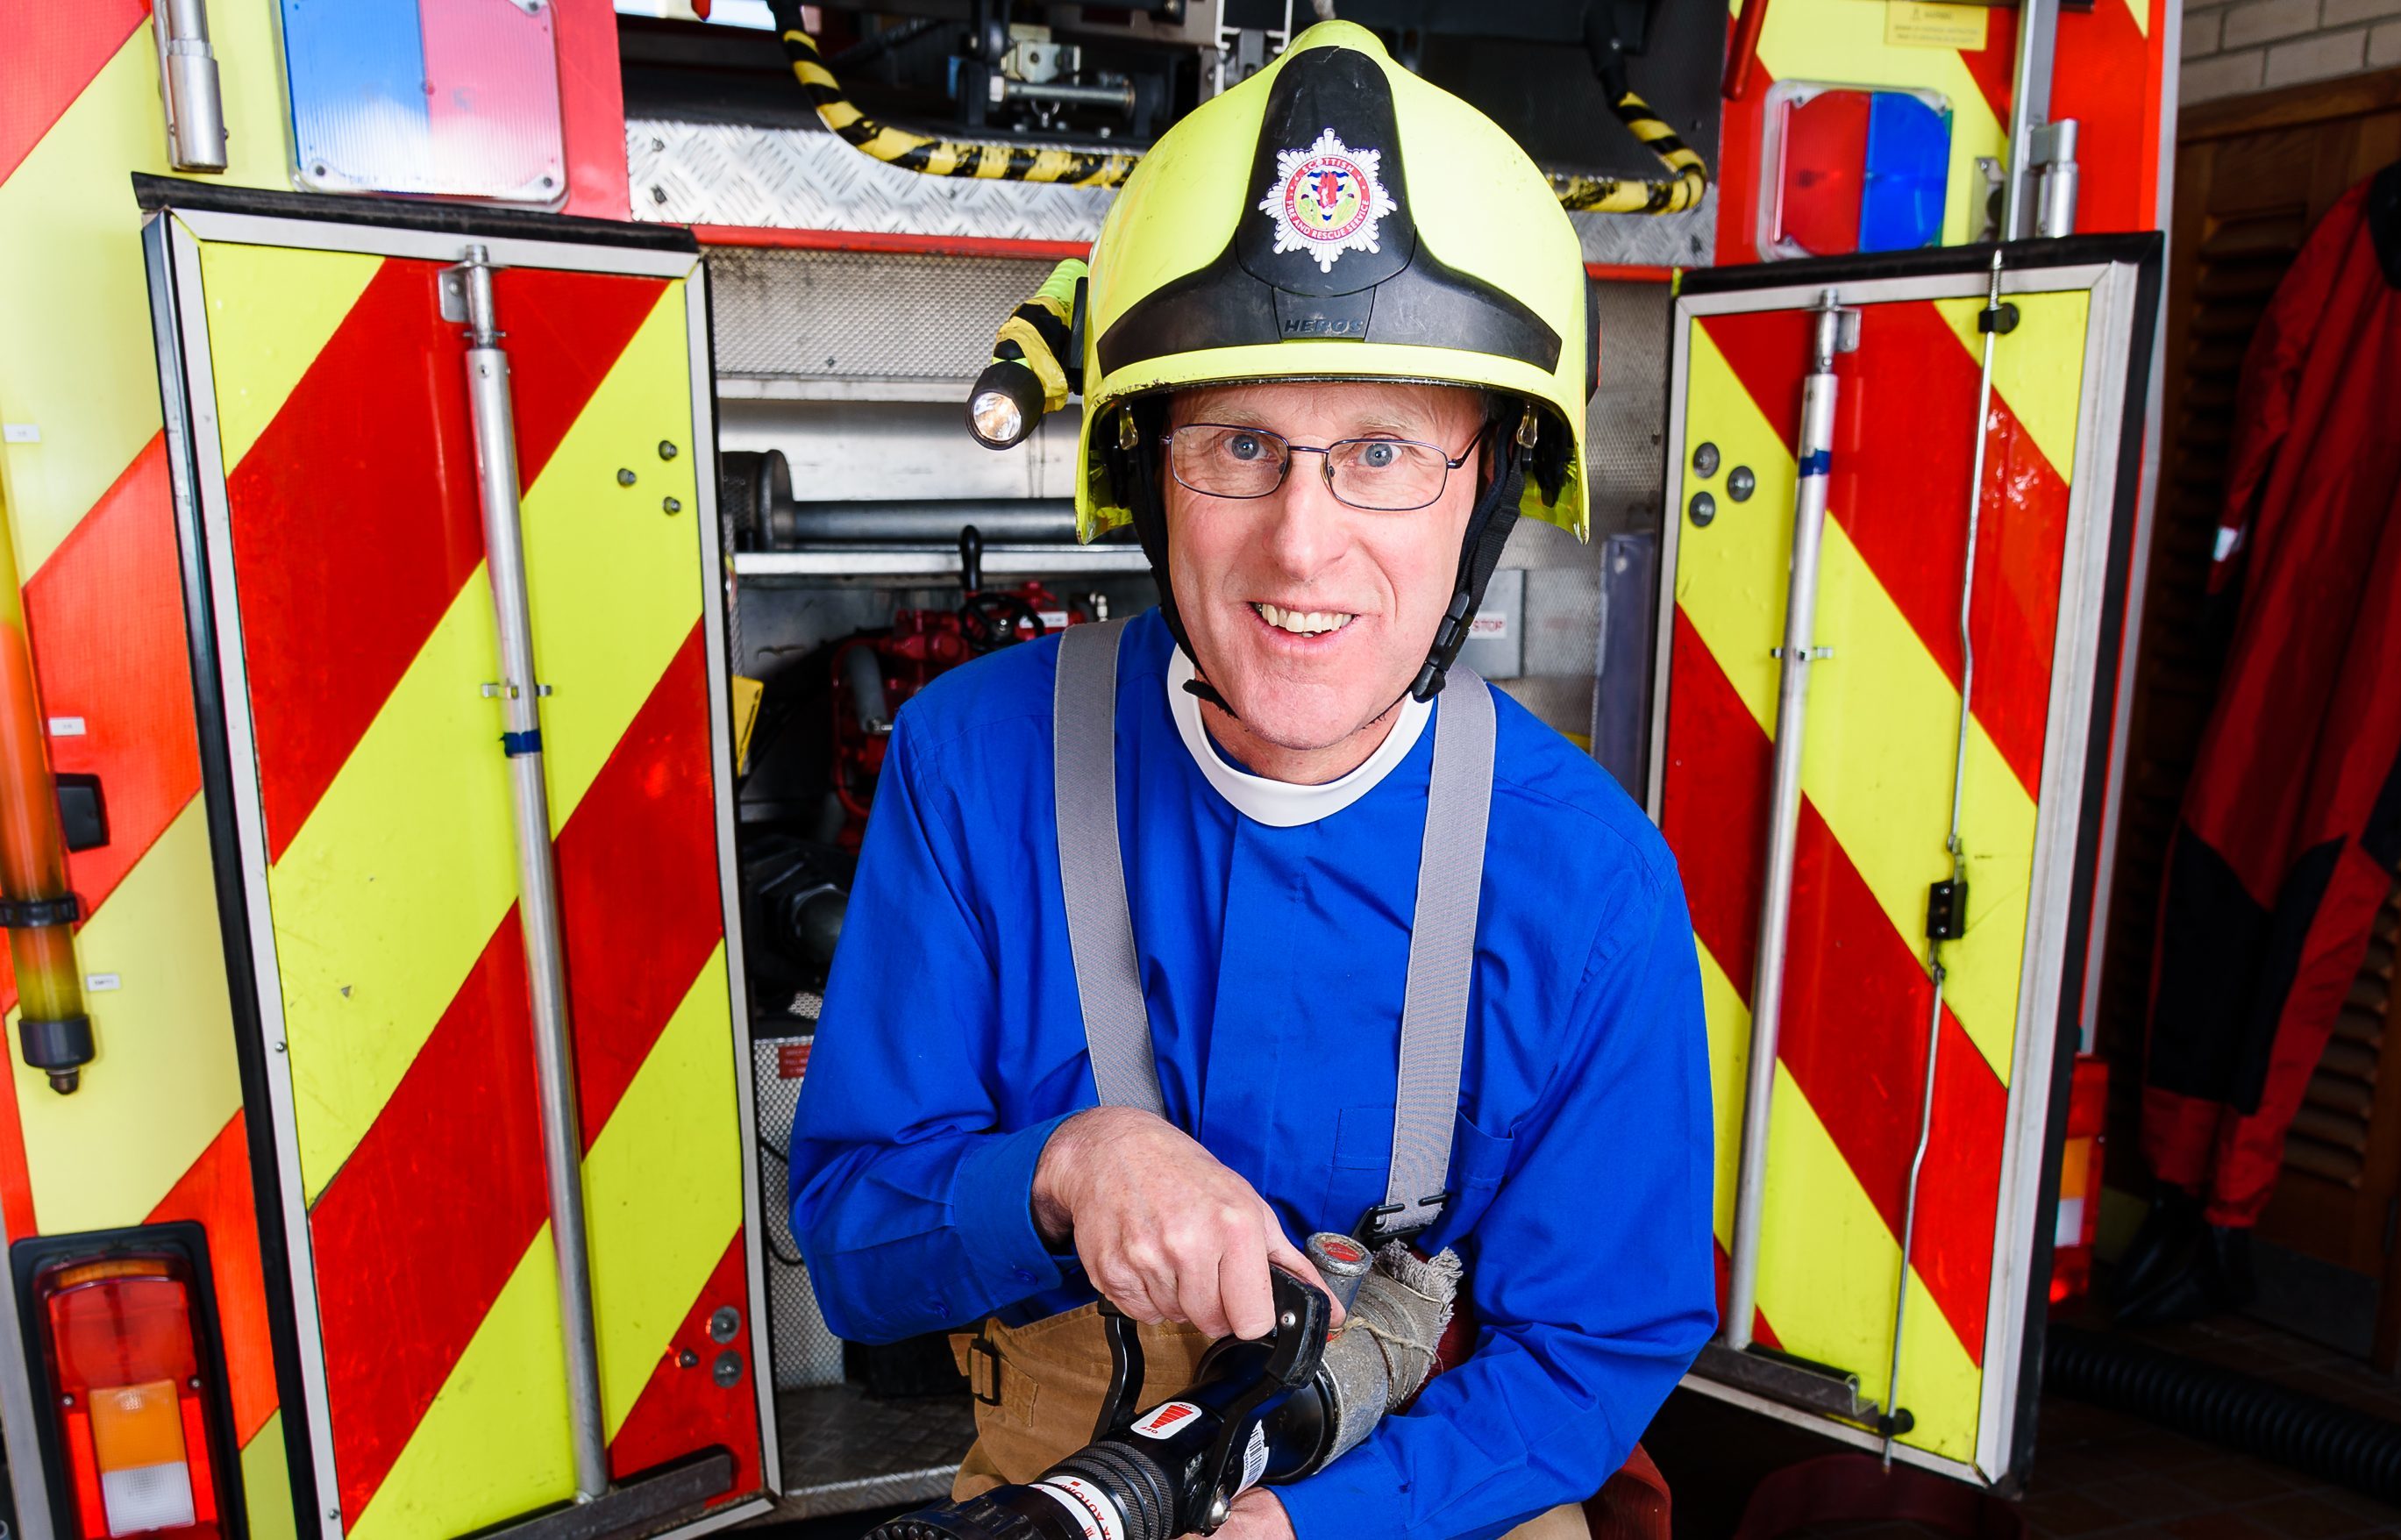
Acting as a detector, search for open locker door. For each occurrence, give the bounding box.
[1655,237,2161,1485]
[138,181,779,1540]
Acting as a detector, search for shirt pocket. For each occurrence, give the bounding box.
[1315,1105,1517,1241]
[1433,1110,1517,1240]
[1314,1104,1395,1236]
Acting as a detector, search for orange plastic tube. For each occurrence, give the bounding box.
[0,482,90,1092]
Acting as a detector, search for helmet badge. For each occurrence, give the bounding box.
[1258,127,1399,274]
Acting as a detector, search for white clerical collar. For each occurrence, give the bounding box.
[1165,648,1431,828]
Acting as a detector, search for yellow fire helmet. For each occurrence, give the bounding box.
[1074,20,1594,702]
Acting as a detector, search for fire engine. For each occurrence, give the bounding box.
[0,3,2176,1538]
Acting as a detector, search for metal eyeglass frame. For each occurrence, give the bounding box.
[1161,422,1479,512]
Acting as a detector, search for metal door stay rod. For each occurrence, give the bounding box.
[1711,289,1878,1426]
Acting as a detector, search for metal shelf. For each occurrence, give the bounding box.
[751,1383,975,1522]
[732,545,1151,578]
[716,374,971,404]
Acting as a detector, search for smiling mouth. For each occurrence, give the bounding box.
[1250,602,1356,638]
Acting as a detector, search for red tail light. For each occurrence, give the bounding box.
[34,1252,227,1540]
[2048,1055,2110,1309]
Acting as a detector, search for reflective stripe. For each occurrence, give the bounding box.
[1050,621,1494,1237]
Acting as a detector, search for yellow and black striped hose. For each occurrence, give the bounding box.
[1551,90,1707,214]
[765,1,1139,187]
[766,4,1705,212]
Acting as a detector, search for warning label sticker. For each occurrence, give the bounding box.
[1130,1401,1203,1440]
[1885,0,1987,48]
[1033,1477,1127,1540]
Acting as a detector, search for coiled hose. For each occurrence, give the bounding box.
[1552,92,1706,213]
[764,3,1706,213]
[2045,1324,2401,1504]
[766,0,1139,187]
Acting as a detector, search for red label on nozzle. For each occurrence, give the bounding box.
[1130,1401,1201,1439]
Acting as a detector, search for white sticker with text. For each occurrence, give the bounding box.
[1032,1477,1126,1540]
[1239,1421,1269,1493]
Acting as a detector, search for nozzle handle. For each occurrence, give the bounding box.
[1262,1266,1330,1389]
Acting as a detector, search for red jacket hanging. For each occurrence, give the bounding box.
[2141,162,2401,1226]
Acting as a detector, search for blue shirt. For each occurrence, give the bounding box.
[790,610,1715,1540]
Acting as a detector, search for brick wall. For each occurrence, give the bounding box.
[2183,0,2401,103]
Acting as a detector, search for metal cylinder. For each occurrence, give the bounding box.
[2036,119,2080,239]
[775,499,1083,546]
[1304,1233,1371,1317]
[455,246,612,1503]
[154,0,229,173]
[842,645,891,734]
[1002,78,1137,112]
[1723,291,1849,1353]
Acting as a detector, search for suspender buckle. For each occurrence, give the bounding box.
[1354,1190,1452,1244]
[966,1325,1004,1407]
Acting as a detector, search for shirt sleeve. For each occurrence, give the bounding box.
[786,712,1072,1344]
[1275,860,1719,1540]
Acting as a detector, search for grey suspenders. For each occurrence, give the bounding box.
[1053,619,1172,1117]
[1051,618,1496,1240]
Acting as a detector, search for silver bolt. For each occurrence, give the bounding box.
[662,496,682,515]
[616,468,637,487]
[659,440,680,460]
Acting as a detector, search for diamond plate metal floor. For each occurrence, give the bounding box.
[751,1386,977,1522]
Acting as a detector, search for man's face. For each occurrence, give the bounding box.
[1164,380,1486,758]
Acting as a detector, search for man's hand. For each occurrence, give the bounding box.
[1189,1487,1293,1540]
[1033,1106,1341,1339]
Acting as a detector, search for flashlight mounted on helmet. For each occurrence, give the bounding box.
[966,259,1087,452]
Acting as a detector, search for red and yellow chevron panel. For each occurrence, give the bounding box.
[184,234,759,1537]
[1662,288,2093,1465]
[4,11,325,1536]
[1717,0,2169,265]
[4,11,648,1540]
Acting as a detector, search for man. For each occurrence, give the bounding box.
[790,22,1713,1539]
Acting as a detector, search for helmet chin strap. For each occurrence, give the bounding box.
[1411,423,1527,702]
[1127,407,1530,724]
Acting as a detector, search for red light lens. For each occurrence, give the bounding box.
[37,1255,223,1540]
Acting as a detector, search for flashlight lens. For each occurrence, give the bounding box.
[972,391,1026,447]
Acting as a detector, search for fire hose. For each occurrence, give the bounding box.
[872,1237,1462,1540]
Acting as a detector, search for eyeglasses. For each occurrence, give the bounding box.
[1162,423,1478,512]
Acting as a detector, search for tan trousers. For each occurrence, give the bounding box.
[951,1305,1586,1538]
